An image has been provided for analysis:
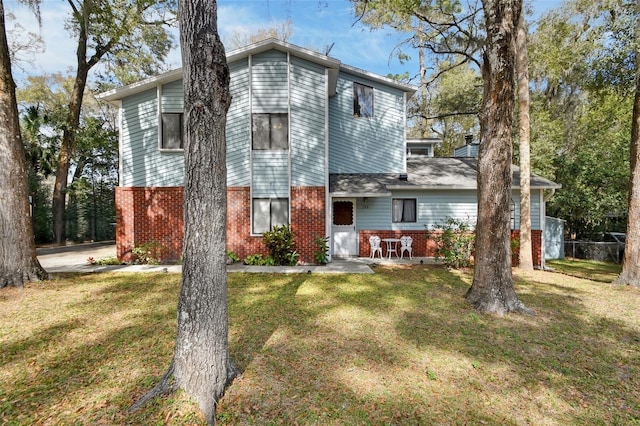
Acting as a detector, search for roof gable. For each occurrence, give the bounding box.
[99,38,416,102]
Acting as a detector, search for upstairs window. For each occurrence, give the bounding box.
[252,198,289,234]
[353,82,374,118]
[161,113,183,150]
[252,113,288,150]
[392,198,417,223]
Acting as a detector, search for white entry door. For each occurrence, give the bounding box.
[332,199,357,257]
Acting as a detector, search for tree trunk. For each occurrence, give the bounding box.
[615,0,640,286]
[516,9,533,270]
[466,0,532,315]
[129,1,237,423]
[52,1,93,245]
[0,0,48,287]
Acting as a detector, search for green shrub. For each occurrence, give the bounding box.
[131,241,167,265]
[262,225,299,266]
[226,250,240,264]
[243,254,275,266]
[430,217,475,268]
[314,234,329,265]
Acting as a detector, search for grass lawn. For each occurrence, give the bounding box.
[1,265,639,425]
[547,258,622,283]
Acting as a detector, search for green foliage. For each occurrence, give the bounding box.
[131,242,167,265]
[313,234,330,265]
[262,225,299,266]
[430,217,475,268]
[243,254,275,266]
[226,250,240,264]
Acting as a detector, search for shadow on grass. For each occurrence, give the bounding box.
[0,273,181,425]
[3,268,639,425]
[218,265,640,424]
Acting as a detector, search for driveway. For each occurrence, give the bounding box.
[37,242,117,272]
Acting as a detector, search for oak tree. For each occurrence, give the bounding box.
[615,0,640,286]
[0,0,47,287]
[51,0,174,244]
[465,0,532,314]
[130,0,238,423]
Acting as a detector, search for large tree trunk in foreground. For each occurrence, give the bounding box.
[615,0,640,286]
[0,0,48,288]
[516,9,533,271]
[466,0,532,315]
[130,1,238,423]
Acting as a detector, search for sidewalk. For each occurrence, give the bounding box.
[37,242,434,274]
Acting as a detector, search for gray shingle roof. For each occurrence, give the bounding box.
[329,157,560,195]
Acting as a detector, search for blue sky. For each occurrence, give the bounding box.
[7,0,562,85]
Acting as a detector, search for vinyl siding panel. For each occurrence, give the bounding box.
[228,59,251,186]
[251,51,288,113]
[161,80,183,112]
[355,189,543,231]
[329,72,405,174]
[252,151,289,197]
[290,57,326,186]
[121,88,185,187]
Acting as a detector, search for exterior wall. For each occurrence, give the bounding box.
[228,59,251,186]
[290,57,326,186]
[328,72,406,174]
[251,151,289,197]
[115,187,184,262]
[355,189,543,233]
[359,229,543,268]
[291,186,326,263]
[120,88,185,187]
[117,186,324,264]
[251,51,289,113]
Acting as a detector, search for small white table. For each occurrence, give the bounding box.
[382,238,400,259]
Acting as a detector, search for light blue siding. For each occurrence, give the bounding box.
[355,189,544,232]
[121,88,185,187]
[161,80,183,112]
[228,59,251,186]
[252,151,289,197]
[329,72,405,174]
[511,189,542,230]
[290,57,326,186]
[251,51,288,113]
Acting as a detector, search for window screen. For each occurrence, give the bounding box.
[161,113,183,149]
[252,113,288,150]
[392,199,417,223]
[252,198,289,234]
[353,83,374,118]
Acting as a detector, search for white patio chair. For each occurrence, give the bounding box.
[369,235,383,259]
[400,235,413,259]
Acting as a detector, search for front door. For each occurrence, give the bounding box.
[332,199,357,257]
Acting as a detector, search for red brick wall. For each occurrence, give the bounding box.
[291,186,326,264]
[117,186,325,264]
[117,186,543,267]
[511,230,543,267]
[115,187,184,262]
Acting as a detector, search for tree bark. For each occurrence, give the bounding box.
[466,0,532,315]
[615,0,640,286]
[516,9,533,270]
[129,1,237,423]
[0,0,48,287]
[51,54,90,244]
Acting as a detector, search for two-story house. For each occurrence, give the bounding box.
[99,38,559,267]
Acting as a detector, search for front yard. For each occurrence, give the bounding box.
[1,263,638,424]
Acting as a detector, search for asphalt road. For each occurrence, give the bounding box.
[37,241,117,271]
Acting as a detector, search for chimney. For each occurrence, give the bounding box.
[465,134,473,145]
